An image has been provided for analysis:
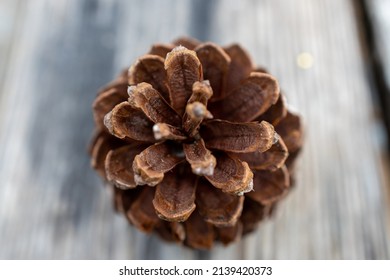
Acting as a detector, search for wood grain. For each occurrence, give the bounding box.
[0,0,389,259]
[0,0,23,101]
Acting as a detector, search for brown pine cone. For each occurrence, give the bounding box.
[90,37,303,249]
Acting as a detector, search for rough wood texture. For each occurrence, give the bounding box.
[0,0,23,103]
[0,0,390,259]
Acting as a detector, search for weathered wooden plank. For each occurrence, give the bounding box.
[0,0,389,260]
[208,0,390,259]
[0,0,23,99]
[0,0,197,259]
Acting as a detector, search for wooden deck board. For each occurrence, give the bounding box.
[0,0,389,259]
[0,0,22,97]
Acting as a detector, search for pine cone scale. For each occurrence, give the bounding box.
[172,37,201,50]
[209,72,280,122]
[165,47,203,115]
[236,135,289,171]
[128,55,169,101]
[183,139,216,176]
[200,119,275,153]
[93,88,128,131]
[104,101,155,142]
[152,171,196,222]
[247,166,290,205]
[259,94,288,126]
[195,43,231,100]
[127,187,160,233]
[184,210,215,250]
[132,142,185,186]
[216,222,243,245]
[105,144,145,189]
[90,131,122,178]
[275,111,303,153]
[223,44,254,92]
[196,180,244,227]
[205,153,254,195]
[149,44,176,59]
[127,82,181,126]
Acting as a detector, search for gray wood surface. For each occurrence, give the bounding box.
[0,0,22,103]
[0,0,390,259]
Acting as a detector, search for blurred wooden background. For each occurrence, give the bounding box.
[1,0,390,259]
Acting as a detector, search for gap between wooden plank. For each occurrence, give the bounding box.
[354,0,390,151]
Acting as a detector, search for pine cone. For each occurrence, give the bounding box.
[90,37,303,249]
